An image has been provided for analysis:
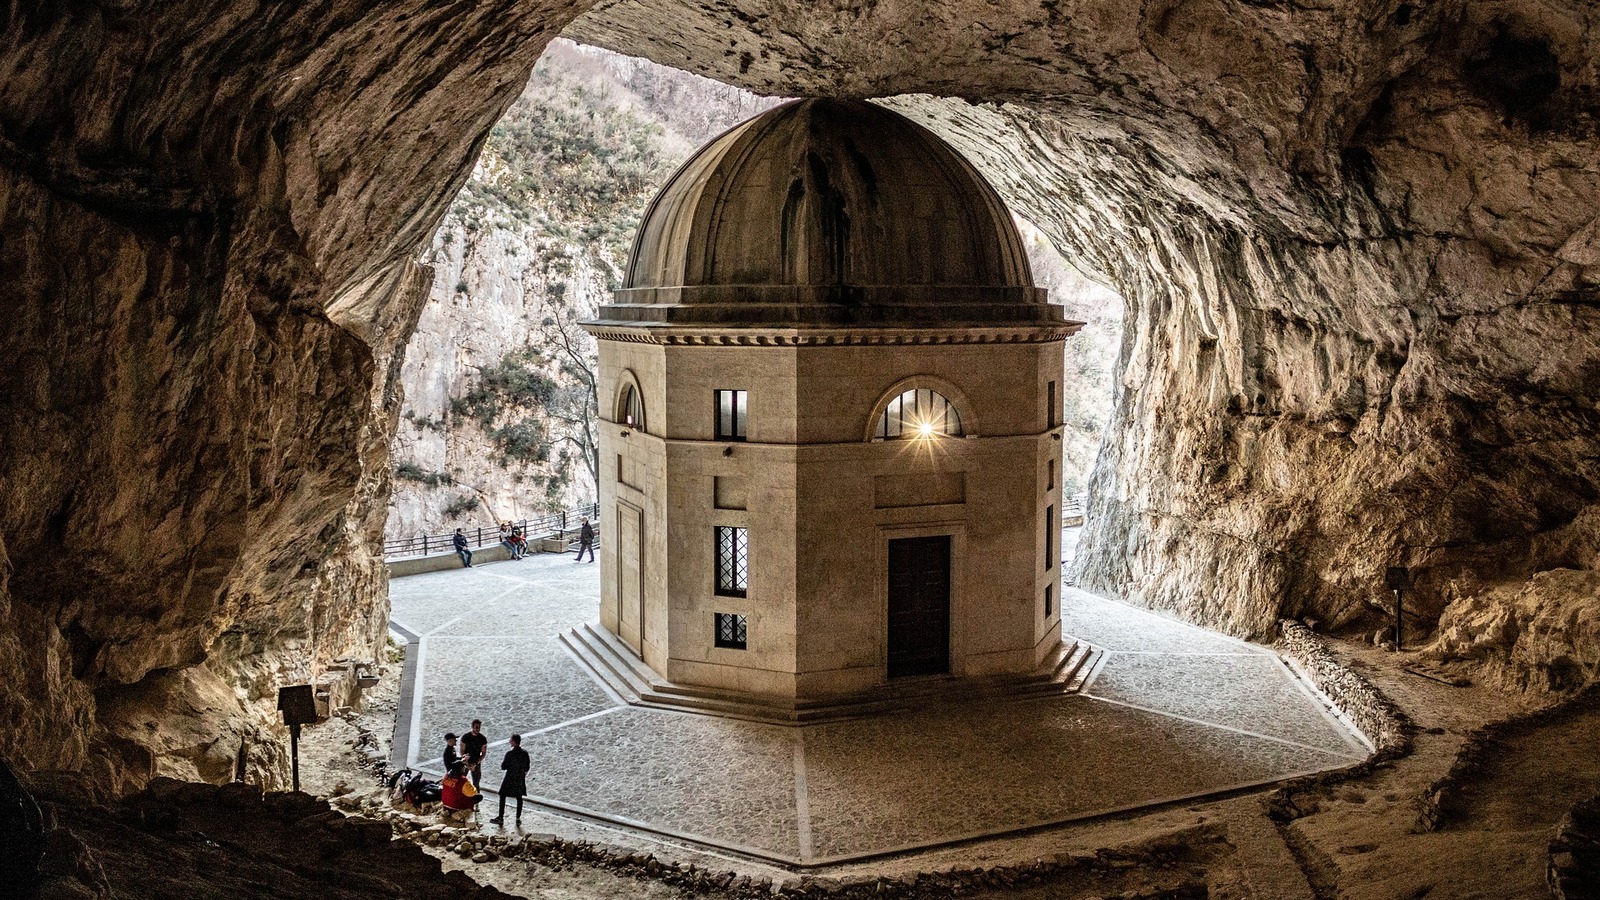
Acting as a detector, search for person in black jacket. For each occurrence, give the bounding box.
[575,517,594,563]
[490,734,531,826]
[453,528,473,567]
[442,732,460,772]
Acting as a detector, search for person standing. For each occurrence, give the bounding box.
[442,732,461,772]
[575,516,594,563]
[461,719,488,785]
[489,734,530,826]
[453,528,473,568]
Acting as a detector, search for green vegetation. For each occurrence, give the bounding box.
[1019,220,1124,500]
[394,462,454,487]
[449,312,600,499]
[401,410,445,432]
[451,59,684,275]
[443,494,480,518]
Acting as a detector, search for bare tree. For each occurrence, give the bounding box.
[537,309,600,495]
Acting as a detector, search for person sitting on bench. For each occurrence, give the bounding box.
[439,762,481,823]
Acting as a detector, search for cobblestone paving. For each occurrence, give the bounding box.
[802,699,1348,860]
[390,555,1367,865]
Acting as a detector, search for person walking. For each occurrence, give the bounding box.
[489,734,530,826]
[575,517,594,563]
[453,528,473,568]
[461,719,488,785]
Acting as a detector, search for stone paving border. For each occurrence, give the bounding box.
[1414,681,1599,832]
[390,622,422,771]
[1548,791,1600,898]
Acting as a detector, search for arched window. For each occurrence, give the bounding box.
[875,388,964,440]
[617,383,645,431]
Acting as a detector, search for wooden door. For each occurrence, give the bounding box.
[887,535,951,678]
[617,502,644,655]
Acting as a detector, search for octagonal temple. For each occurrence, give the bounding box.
[579,98,1083,709]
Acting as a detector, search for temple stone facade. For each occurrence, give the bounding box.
[584,99,1080,700]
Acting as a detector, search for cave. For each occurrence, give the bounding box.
[2,0,1599,897]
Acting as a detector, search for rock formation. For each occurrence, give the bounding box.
[0,0,572,787]
[1,0,1597,789]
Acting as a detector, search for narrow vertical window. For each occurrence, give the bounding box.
[1045,505,1055,570]
[1047,459,1056,492]
[1047,380,1058,428]
[715,526,748,597]
[1045,584,1054,617]
[714,612,748,649]
[715,389,748,441]
[618,384,645,431]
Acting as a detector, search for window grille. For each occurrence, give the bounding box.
[618,384,645,431]
[714,613,748,649]
[715,526,748,597]
[875,388,964,440]
[715,389,748,441]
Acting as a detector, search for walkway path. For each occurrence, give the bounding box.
[389,554,1367,866]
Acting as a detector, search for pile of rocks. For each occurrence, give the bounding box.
[1548,793,1600,899]
[1276,620,1413,758]
[341,796,1219,899]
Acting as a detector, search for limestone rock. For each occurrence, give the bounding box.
[1428,568,1600,692]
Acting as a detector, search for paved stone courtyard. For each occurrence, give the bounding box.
[390,552,1367,866]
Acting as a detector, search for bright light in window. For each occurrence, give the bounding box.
[917,421,935,437]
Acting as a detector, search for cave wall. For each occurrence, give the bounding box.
[0,0,575,787]
[1,0,1598,791]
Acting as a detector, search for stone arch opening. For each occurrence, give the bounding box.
[866,377,974,442]
[612,372,646,432]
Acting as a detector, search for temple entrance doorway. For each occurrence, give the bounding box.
[887,535,952,678]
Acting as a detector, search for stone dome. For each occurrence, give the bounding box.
[594,98,1060,328]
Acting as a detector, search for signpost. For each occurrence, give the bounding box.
[277,685,319,792]
[1385,566,1413,651]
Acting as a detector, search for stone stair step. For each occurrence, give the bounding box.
[561,623,1104,725]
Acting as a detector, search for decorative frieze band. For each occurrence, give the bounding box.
[581,324,1081,346]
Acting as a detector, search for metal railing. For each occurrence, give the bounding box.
[383,502,599,560]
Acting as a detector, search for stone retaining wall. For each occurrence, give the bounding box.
[1275,620,1412,757]
[1265,622,1415,830]
[388,544,514,578]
